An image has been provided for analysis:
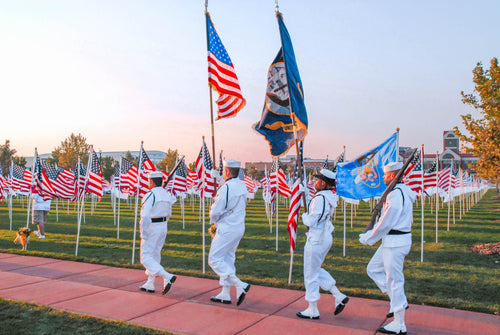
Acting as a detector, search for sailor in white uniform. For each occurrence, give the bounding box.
[297,169,349,320]
[139,171,177,295]
[208,159,250,306]
[359,162,416,335]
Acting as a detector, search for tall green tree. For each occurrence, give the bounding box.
[124,151,137,165]
[51,133,91,169]
[0,140,17,176]
[158,149,178,172]
[455,57,500,188]
[100,155,117,181]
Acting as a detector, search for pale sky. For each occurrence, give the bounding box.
[1,0,498,165]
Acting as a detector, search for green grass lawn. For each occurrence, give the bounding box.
[1,189,499,315]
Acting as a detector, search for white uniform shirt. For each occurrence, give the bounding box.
[360,183,416,247]
[301,190,338,243]
[210,178,247,230]
[140,187,176,232]
[32,193,51,211]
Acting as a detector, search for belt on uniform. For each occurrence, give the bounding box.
[151,217,167,223]
[388,229,410,235]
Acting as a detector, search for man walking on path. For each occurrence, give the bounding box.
[359,162,416,335]
[297,169,349,320]
[32,192,51,239]
[139,171,177,295]
[208,159,250,306]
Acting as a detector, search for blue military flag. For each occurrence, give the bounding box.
[336,132,398,199]
[253,12,308,157]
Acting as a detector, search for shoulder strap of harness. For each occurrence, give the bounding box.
[310,193,326,222]
[394,187,404,208]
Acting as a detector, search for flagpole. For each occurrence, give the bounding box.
[26,149,37,228]
[117,156,122,239]
[435,151,439,243]
[205,7,217,179]
[420,144,425,262]
[9,161,13,230]
[76,150,92,256]
[275,160,279,251]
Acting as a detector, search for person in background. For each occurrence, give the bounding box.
[32,193,51,239]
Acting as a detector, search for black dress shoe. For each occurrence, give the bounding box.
[386,305,409,318]
[162,275,176,295]
[237,284,251,306]
[139,287,155,293]
[334,297,349,315]
[296,311,320,319]
[210,296,232,304]
[377,326,407,334]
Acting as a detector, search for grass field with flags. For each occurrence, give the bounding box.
[0,190,498,315]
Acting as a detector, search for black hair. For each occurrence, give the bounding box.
[151,177,163,187]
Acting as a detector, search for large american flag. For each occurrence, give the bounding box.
[166,158,188,196]
[438,165,452,192]
[243,175,257,194]
[195,140,216,198]
[35,159,58,200]
[206,13,245,120]
[287,180,301,251]
[86,149,103,198]
[119,157,136,193]
[11,162,32,193]
[424,160,438,190]
[134,148,157,197]
[54,166,75,199]
[403,151,424,194]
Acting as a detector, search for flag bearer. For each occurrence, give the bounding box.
[209,159,250,306]
[297,169,349,320]
[139,171,177,295]
[359,162,416,335]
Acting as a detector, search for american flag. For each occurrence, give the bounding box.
[206,13,245,120]
[287,180,301,251]
[403,153,424,193]
[130,147,157,198]
[195,140,216,198]
[423,160,438,190]
[186,168,197,192]
[54,166,75,199]
[0,165,7,200]
[438,165,452,192]
[166,158,188,196]
[86,149,103,198]
[11,162,32,193]
[35,159,58,200]
[73,162,87,201]
[119,157,136,193]
[243,175,257,194]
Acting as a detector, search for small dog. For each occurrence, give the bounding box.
[13,227,32,251]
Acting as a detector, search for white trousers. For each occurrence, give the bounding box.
[140,222,168,277]
[303,233,336,302]
[208,226,245,287]
[367,244,411,313]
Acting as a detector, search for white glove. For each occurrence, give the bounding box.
[297,183,306,195]
[359,233,369,246]
[211,169,220,179]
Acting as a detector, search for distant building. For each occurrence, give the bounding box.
[399,130,478,171]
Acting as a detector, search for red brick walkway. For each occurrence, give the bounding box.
[0,253,498,334]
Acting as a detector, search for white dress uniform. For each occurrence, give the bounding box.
[209,177,248,288]
[139,185,176,290]
[297,169,349,319]
[359,170,416,334]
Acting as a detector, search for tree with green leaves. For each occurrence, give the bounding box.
[158,149,178,172]
[51,133,91,169]
[124,151,137,165]
[455,57,500,189]
[0,140,17,176]
[100,155,117,181]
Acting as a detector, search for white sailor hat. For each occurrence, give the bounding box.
[148,171,163,179]
[223,159,241,168]
[314,168,336,184]
[383,162,403,173]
